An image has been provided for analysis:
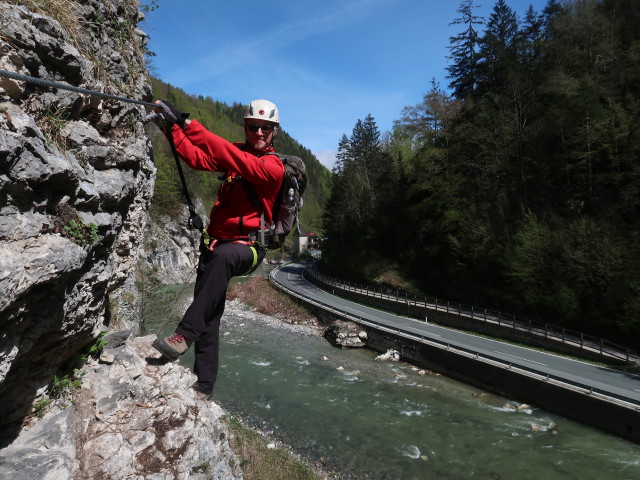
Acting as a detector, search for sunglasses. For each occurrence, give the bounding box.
[247,123,275,133]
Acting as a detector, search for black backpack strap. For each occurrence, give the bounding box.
[241,178,262,211]
[240,152,291,248]
[239,179,269,246]
[241,152,287,221]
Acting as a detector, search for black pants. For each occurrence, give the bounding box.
[175,242,262,394]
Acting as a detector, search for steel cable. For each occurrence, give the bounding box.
[1,69,204,336]
[0,69,157,107]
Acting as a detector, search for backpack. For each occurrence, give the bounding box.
[244,153,307,249]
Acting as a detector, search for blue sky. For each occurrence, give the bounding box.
[144,0,550,169]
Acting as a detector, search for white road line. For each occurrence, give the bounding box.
[498,352,547,367]
[283,270,322,297]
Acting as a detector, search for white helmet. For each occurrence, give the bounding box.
[244,99,279,124]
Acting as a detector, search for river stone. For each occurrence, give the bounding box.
[324,320,367,348]
[375,349,401,361]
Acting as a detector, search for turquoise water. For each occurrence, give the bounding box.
[169,308,640,480]
[147,281,640,480]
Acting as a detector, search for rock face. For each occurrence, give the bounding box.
[0,333,243,480]
[324,320,367,348]
[0,0,154,430]
[0,3,251,478]
[144,203,204,285]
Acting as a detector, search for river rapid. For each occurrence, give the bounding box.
[146,284,640,480]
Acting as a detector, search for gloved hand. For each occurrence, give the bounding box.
[154,100,189,128]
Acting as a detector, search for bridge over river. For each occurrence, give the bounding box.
[270,262,640,444]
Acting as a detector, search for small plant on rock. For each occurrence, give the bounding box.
[34,396,52,418]
[53,203,100,246]
[50,372,83,399]
[40,106,70,151]
[33,329,107,418]
[34,368,86,417]
[87,331,108,356]
[75,331,108,365]
[63,219,99,245]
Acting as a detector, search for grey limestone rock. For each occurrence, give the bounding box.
[0,2,248,478]
[0,335,243,480]
[144,203,204,285]
[0,0,153,426]
[0,408,76,480]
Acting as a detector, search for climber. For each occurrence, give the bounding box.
[151,99,284,400]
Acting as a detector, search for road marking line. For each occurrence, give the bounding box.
[498,352,547,366]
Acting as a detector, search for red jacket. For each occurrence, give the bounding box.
[170,120,284,239]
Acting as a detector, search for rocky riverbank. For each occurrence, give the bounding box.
[0,293,334,480]
[223,298,324,337]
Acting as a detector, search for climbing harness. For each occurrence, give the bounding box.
[203,237,263,277]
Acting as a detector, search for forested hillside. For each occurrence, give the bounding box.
[321,0,640,347]
[148,78,332,235]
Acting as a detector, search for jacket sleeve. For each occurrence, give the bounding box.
[170,121,283,186]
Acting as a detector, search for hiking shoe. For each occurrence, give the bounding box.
[193,389,212,401]
[192,384,212,401]
[152,333,192,360]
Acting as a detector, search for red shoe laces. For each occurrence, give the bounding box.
[167,333,186,344]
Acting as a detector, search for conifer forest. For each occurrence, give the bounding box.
[320,0,640,347]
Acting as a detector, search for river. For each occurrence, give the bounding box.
[146,283,640,480]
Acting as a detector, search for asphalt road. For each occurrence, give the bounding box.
[272,263,640,409]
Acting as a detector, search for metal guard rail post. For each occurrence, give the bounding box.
[302,265,638,365]
[268,265,640,411]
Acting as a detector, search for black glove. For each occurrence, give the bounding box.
[154,100,189,128]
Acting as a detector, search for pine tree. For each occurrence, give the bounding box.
[521,5,545,68]
[333,134,351,174]
[447,0,484,99]
[476,0,520,92]
[541,0,563,37]
[321,115,390,277]
[348,114,383,208]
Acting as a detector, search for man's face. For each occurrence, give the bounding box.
[245,119,276,151]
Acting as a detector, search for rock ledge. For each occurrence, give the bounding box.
[0,334,243,480]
